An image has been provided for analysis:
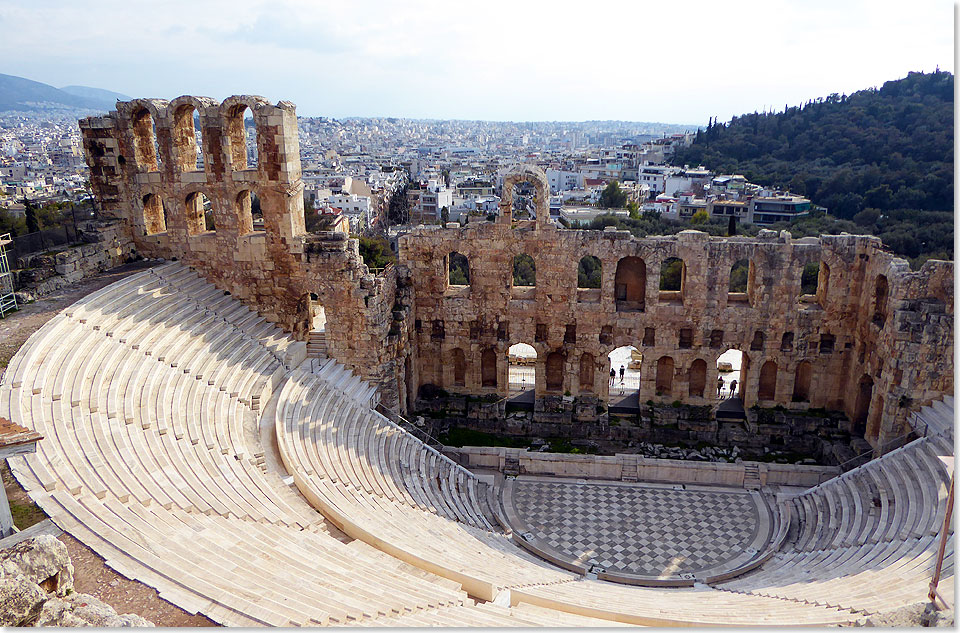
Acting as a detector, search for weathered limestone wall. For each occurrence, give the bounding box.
[79,97,403,404]
[11,220,135,302]
[400,167,954,447]
[79,100,952,446]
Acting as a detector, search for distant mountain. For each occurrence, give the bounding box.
[60,85,131,108]
[0,73,123,113]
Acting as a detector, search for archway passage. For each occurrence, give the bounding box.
[608,345,641,412]
[507,343,537,398]
[715,349,746,421]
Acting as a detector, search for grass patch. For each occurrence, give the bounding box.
[9,498,46,530]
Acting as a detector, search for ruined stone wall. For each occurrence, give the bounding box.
[79,97,402,404]
[399,168,953,447]
[79,101,953,445]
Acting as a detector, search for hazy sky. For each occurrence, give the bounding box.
[0,0,953,124]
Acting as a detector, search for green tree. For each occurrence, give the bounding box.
[659,258,683,291]
[691,210,710,224]
[24,200,40,234]
[440,206,449,224]
[598,181,628,209]
[358,235,397,270]
[626,201,640,219]
[449,252,469,285]
[513,253,536,286]
[801,262,820,295]
[577,256,602,288]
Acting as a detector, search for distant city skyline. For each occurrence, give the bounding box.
[0,0,953,124]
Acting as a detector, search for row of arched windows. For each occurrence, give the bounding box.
[440,346,817,403]
[141,190,263,236]
[130,104,259,173]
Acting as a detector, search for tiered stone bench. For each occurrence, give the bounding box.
[2,264,953,627]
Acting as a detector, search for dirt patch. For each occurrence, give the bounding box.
[0,260,158,369]
[1,462,45,530]
[59,532,217,627]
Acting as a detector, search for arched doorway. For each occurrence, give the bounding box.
[507,343,536,407]
[853,374,874,437]
[608,345,641,411]
[715,348,747,421]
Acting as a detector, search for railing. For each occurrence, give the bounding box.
[374,403,446,450]
[837,418,926,472]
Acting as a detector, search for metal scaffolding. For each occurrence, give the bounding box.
[0,233,17,318]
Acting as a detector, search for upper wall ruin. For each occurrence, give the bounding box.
[79,102,954,448]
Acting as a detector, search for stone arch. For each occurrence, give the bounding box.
[716,348,748,402]
[235,189,262,234]
[481,347,498,388]
[545,351,565,392]
[507,343,537,393]
[793,360,812,402]
[853,374,874,436]
[614,256,646,311]
[131,106,159,171]
[688,358,707,397]
[874,274,889,326]
[141,193,166,235]
[169,96,207,172]
[222,96,269,170]
[185,191,212,235]
[758,360,777,401]
[448,251,470,286]
[499,163,550,228]
[579,352,595,393]
[512,253,536,287]
[451,348,466,387]
[655,356,674,395]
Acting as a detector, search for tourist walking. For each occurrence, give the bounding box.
[619,365,626,384]
[717,376,724,397]
[729,379,738,398]
[609,368,616,386]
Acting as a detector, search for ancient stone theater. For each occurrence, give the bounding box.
[0,95,953,626]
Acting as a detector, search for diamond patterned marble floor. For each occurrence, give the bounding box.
[508,478,763,577]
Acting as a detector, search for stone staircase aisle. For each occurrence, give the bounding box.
[306,329,327,358]
[743,463,762,490]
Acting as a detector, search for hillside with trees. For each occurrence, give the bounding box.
[671,70,953,265]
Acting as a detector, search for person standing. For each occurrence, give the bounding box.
[729,379,738,398]
[619,365,626,384]
[609,368,616,386]
[717,376,724,397]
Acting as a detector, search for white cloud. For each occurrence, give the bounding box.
[0,0,952,122]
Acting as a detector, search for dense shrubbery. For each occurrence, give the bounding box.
[670,70,953,265]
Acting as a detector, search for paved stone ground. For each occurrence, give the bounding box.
[510,478,761,576]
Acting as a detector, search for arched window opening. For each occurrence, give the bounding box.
[185,192,213,236]
[545,351,565,392]
[579,353,595,393]
[451,348,466,387]
[508,343,536,394]
[793,361,812,402]
[780,332,794,352]
[688,359,707,397]
[173,104,201,172]
[448,252,470,286]
[481,348,498,388]
[578,255,602,288]
[513,253,536,287]
[614,256,646,311]
[142,194,165,235]
[852,374,874,437]
[758,360,778,401]
[716,349,744,400]
[873,275,889,326]
[236,190,262,234]
[227,105,258,170]
[728,258,751,303]
[817,261,830,305]
[131,108,159,171]
[659,257,684,303]
[800,262,820,298]
[655,356,674,395]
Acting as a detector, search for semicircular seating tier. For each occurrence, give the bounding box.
[0,263,627,627]
[1,264,953,627]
